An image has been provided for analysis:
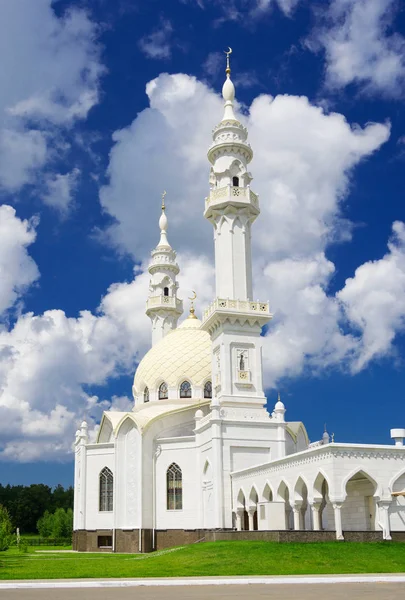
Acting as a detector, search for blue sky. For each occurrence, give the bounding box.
[0,0,404,487]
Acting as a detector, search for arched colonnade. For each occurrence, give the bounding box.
[234,468,405,540]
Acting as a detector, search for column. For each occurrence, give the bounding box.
[248,508,256,531]
[333,502,344,540]
[293,504,302,530]
[77,421,88,531]
[378,501,392,541]
[236,509,244,531]
[211,406,224,528]
[310,502,321,531]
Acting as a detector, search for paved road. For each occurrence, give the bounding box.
[1,583,404,600]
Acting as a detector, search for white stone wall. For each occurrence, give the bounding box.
[155,437,197,529]
[84,444,115,531]
[341,478,375,531]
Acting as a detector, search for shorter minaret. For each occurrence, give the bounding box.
[146,192,183,345]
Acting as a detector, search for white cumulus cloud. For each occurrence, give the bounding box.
[138,18,173,60]
[338,221,405,371]
[0,205,39,316]
[309,0,405,97]
[42,168,81,214]
[0,0,103,195]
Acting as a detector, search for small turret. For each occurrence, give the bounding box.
[274,392,286,422]
[146,192,183,346]
[322,424,330,445]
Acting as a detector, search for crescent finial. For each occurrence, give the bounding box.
[187,290,197,319]
[224,47,232,77]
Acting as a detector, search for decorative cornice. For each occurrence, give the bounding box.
[231,443,405,480]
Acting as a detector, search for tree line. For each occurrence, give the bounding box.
[0,484,73,534]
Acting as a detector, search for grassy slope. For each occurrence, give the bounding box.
[1,542,405,580]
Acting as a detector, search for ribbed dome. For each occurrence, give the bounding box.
[133,316,211,397]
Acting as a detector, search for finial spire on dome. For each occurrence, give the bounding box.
[158,190,170,247]
[225,46,232,78]
[222,47,236,121]
[188,290,197,319]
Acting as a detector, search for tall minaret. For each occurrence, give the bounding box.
[202,49,272,409]
[146,192,183,345]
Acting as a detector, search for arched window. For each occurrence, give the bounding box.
[167,463,182,510]
[99,467,113,512]
[204,381,212,399]
[232,176,239,186]
[163,287,169,297]
[144,387,149,403]
[159,382,168,400]
[179,381,192,398]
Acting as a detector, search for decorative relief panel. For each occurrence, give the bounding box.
[235,349,252,386]
[215,350,221,391]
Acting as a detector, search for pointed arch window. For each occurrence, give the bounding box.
[144,387,149,403]
[167,463,182,510]
[163,287,169,297]
[159,382,168,400]
[179,381,192,398]
[204,381,212,399]
[232,176,239,187]
[99,467,113,512]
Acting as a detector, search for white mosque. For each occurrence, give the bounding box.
[73,53,405,553]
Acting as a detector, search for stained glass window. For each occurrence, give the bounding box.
[99,467,113,512]
[167,463,182,510]
[144,387,149,403]
[159,382,168,400]
[179,381,192,398]
[204,381,212,399]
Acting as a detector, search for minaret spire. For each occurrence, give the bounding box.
[158,190,170,247]
[146,192,183,346]
[222,47,236,121]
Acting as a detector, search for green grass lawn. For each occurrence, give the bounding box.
[1,541,405,580]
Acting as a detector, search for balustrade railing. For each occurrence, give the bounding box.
[203,297,270,321]
[205,186,259,209]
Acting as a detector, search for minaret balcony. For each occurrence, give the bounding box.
[202,297,272,332]
[146,295,183,315]
[204,186,259,218]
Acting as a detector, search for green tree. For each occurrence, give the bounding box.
[37,508,73,539]
[14,484,52,533]
[0,483,73,533]
[37,510,54,538]
[51,485,74,511]
[52,508,68,537]
[0,504,13,551]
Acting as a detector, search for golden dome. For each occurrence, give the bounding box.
[133,316,211,397]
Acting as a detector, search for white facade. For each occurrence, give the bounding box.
[74,57,405,551]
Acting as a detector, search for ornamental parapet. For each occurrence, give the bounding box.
[231,443,405,480]
[204,186,259,217]
[146,295,183,314]
[203,298,272,322]
[207,140,253,165]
